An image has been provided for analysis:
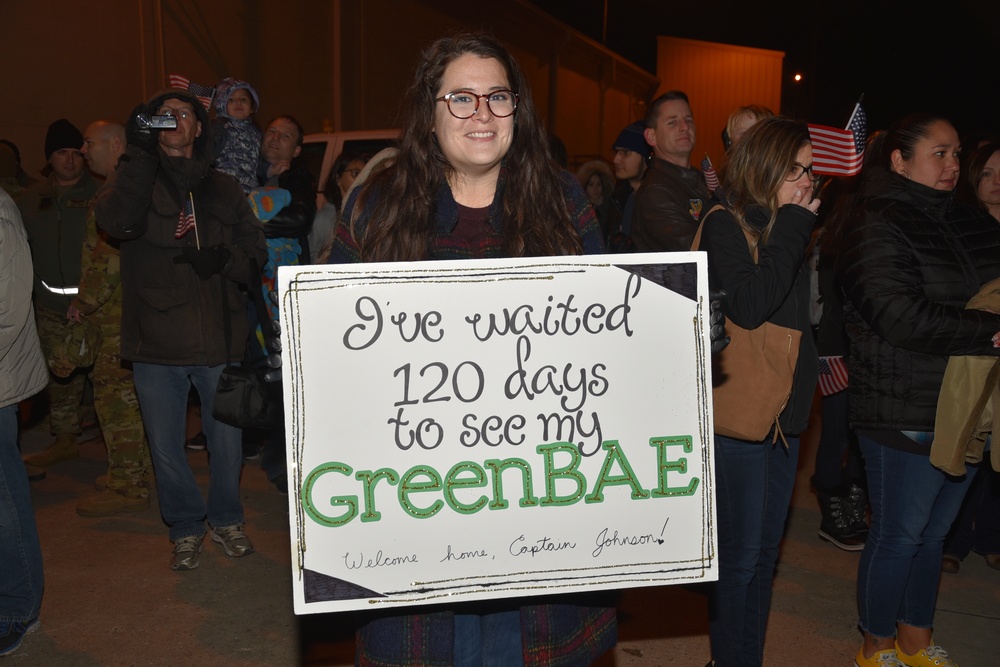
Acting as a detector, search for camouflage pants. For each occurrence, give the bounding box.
[35,304,86,435]
[91,316,151,498]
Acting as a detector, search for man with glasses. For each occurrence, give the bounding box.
[96,88,265,571]
[632,90,710,253]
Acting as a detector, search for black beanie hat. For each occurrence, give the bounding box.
[44,119,83,161]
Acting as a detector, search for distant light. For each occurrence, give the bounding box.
[793,73,803,83]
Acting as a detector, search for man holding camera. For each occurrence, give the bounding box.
[96,88,265,571]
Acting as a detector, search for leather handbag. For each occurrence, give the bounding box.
[213,258,282,430]
[692,205,801,443]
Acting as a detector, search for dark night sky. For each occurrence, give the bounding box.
[530,0,1000,141]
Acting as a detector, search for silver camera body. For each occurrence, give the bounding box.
[135,114,178,130]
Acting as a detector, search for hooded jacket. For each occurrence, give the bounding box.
[211,77,262,193]
[96,88,266,366]
[836,167,1000,442]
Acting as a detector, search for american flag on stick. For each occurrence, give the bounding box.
[808,102,867,177]
[168,73,215,110]
[701,154,720,192]
[174,192,200,247]
[817,355,849,396]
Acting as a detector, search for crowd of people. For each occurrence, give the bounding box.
[1,29,998,667]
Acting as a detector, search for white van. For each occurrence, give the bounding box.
[299,130,399,209]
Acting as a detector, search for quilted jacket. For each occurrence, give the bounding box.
[836,167,1000,440]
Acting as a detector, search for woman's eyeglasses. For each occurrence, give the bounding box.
[786,162,820,183]
[436,90,519,119]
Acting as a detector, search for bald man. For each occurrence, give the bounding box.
[71,121,152,517]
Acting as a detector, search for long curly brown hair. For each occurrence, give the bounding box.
[349,32,582,262]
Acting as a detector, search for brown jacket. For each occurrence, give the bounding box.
[931,277,1000,474]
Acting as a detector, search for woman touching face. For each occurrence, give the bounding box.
[433,54,516,183]
[777,143,820,210]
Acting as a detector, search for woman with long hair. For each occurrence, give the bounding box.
[838,114,1000,667]
[332,34,597,264]
[697,116,821,666]
[957,141,1000,221]
[328,32,613,666]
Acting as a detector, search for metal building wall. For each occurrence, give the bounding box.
[1,0,658,178]
[654,36,784,169]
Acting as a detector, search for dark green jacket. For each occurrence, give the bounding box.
[19,170,97,312]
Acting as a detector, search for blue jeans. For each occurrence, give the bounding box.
[132,364,245,542]
[0,405,44,624]
[709,434,799,667]
[453,611,524,667]
[857,436,976,638]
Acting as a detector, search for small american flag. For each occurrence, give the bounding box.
[175,193,197,239]
[808,104,867,177]
[168,73,215,110]
[817,355,849,396]
[701,154,720,192]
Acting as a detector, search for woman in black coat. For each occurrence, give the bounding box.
[837,113,1000,667]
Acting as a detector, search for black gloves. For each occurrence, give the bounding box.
[173,245,231,280]
[125,103,159,155]
[709,289,730,353]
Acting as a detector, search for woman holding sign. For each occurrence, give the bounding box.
[328,32,614,666]
[695,116,820,666]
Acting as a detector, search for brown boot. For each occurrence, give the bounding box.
[24,433,79,467]
[25,464,46,482]
[76,489,149,517]
[95,469,154,491]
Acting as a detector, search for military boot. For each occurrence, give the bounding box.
[23,433,79,467]
[76,489,149,517]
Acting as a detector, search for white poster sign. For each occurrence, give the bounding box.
[279,252,717,614]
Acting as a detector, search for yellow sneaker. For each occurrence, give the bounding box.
[855,646,904,667]
[895,642,958,667]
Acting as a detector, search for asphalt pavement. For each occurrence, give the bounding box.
[9,394,999,666]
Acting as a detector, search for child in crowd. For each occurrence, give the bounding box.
[211,77,262,193]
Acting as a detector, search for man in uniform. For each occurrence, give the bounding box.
[70,120,153,517]
[18,119,96,467]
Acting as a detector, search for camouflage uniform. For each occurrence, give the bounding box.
[75,206,151,498]
[19,171,96,436]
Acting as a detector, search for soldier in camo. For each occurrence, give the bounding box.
[18,119,95,467]
[69,121,152,517]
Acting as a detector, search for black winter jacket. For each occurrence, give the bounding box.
[262,162,317,253]
[836,168,1000,436]
[700,199,819,436]
[96,89,267,365]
